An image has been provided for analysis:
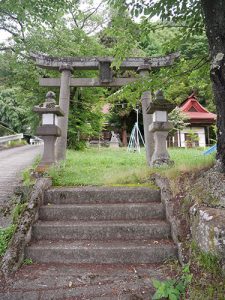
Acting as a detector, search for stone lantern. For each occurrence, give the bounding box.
[33,91,64,171]
[146,90,175,167]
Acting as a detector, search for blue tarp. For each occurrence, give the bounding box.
[203,144,217,155]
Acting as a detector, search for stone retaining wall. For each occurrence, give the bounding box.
[1,178,52,277]
[154,173,225,266]
[154,174,189,265]
[190,205,225,258]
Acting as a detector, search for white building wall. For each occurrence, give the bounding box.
[179,127,206,147]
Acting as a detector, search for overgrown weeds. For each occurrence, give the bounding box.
[153,247,225,300]
[0,225,16,257]
[155,243,225,300]
[22,154,41,186]
[12,202,27,224]
[23,258,33,265]
[152,264,192,300]
[187,242,225,299]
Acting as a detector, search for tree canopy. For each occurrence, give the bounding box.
[0,0,222,161]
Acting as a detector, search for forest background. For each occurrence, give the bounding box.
[0,0,214,149]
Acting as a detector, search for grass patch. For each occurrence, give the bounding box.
[0,225,16,257]
[22,154,41,186]
[187,242,225,299]
[0,201,28,258]
[48,148,152,186]
[161,148,215,178]
[48,147,215,186]
[12,202,27,224]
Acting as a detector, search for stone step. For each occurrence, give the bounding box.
[44,187,160,205]
[0,263,169,300]
[32,220,171,241]
[25,240,177,264]
[39,203,165,221]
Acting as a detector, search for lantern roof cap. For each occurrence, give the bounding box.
[146,90,175,114]
[33,91,64,116]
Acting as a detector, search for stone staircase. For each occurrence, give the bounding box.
[25,187,177,264]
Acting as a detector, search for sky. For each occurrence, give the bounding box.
[0,0,147,44]
[0,0,105,43]
[0,31,11,43]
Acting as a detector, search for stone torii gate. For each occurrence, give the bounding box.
[31,52,179,164]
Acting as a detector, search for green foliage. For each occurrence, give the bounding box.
[152,279,181,300]
[190,241,222,276]
[168,107,190,134]
[0,0,67,43]
[0,87,29,133]
[0,123,15,136]
[105,1,214,115]
[0,0,110,139]
[185,130,200,147]
[22,168,35,186]
[12,203,27,224]
[197,251,221,274]
[23,258,33,265]
[0,225,16,257]
[68,87,106,150]
[187,242,225,299]
[22,155,40,186]
[0,0,216,148]
[109,0,204,36]
[152,264,192,300]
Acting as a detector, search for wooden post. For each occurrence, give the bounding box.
[56,64,73,161]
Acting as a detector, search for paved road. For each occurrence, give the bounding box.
[0,145,43,227]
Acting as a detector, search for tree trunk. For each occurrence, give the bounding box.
[121,117,128,147]
[201,0,225,171]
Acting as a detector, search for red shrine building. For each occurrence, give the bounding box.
[174,94,216,147]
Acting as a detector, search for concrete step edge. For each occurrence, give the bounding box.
[26,239,176,248]
[41,202,162,208]
[33,219,170,226]
[44,187,161,204]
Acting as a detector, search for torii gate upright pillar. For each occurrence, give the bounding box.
[138,65,153,166]
[56,64,73,161]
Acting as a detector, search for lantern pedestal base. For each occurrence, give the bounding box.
[39,136,57,167]
[36,125,61,169]
[149,122,174,167]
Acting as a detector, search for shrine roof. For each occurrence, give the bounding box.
[179,93,216,123]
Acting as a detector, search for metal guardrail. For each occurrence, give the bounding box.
[0,133,23,144]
